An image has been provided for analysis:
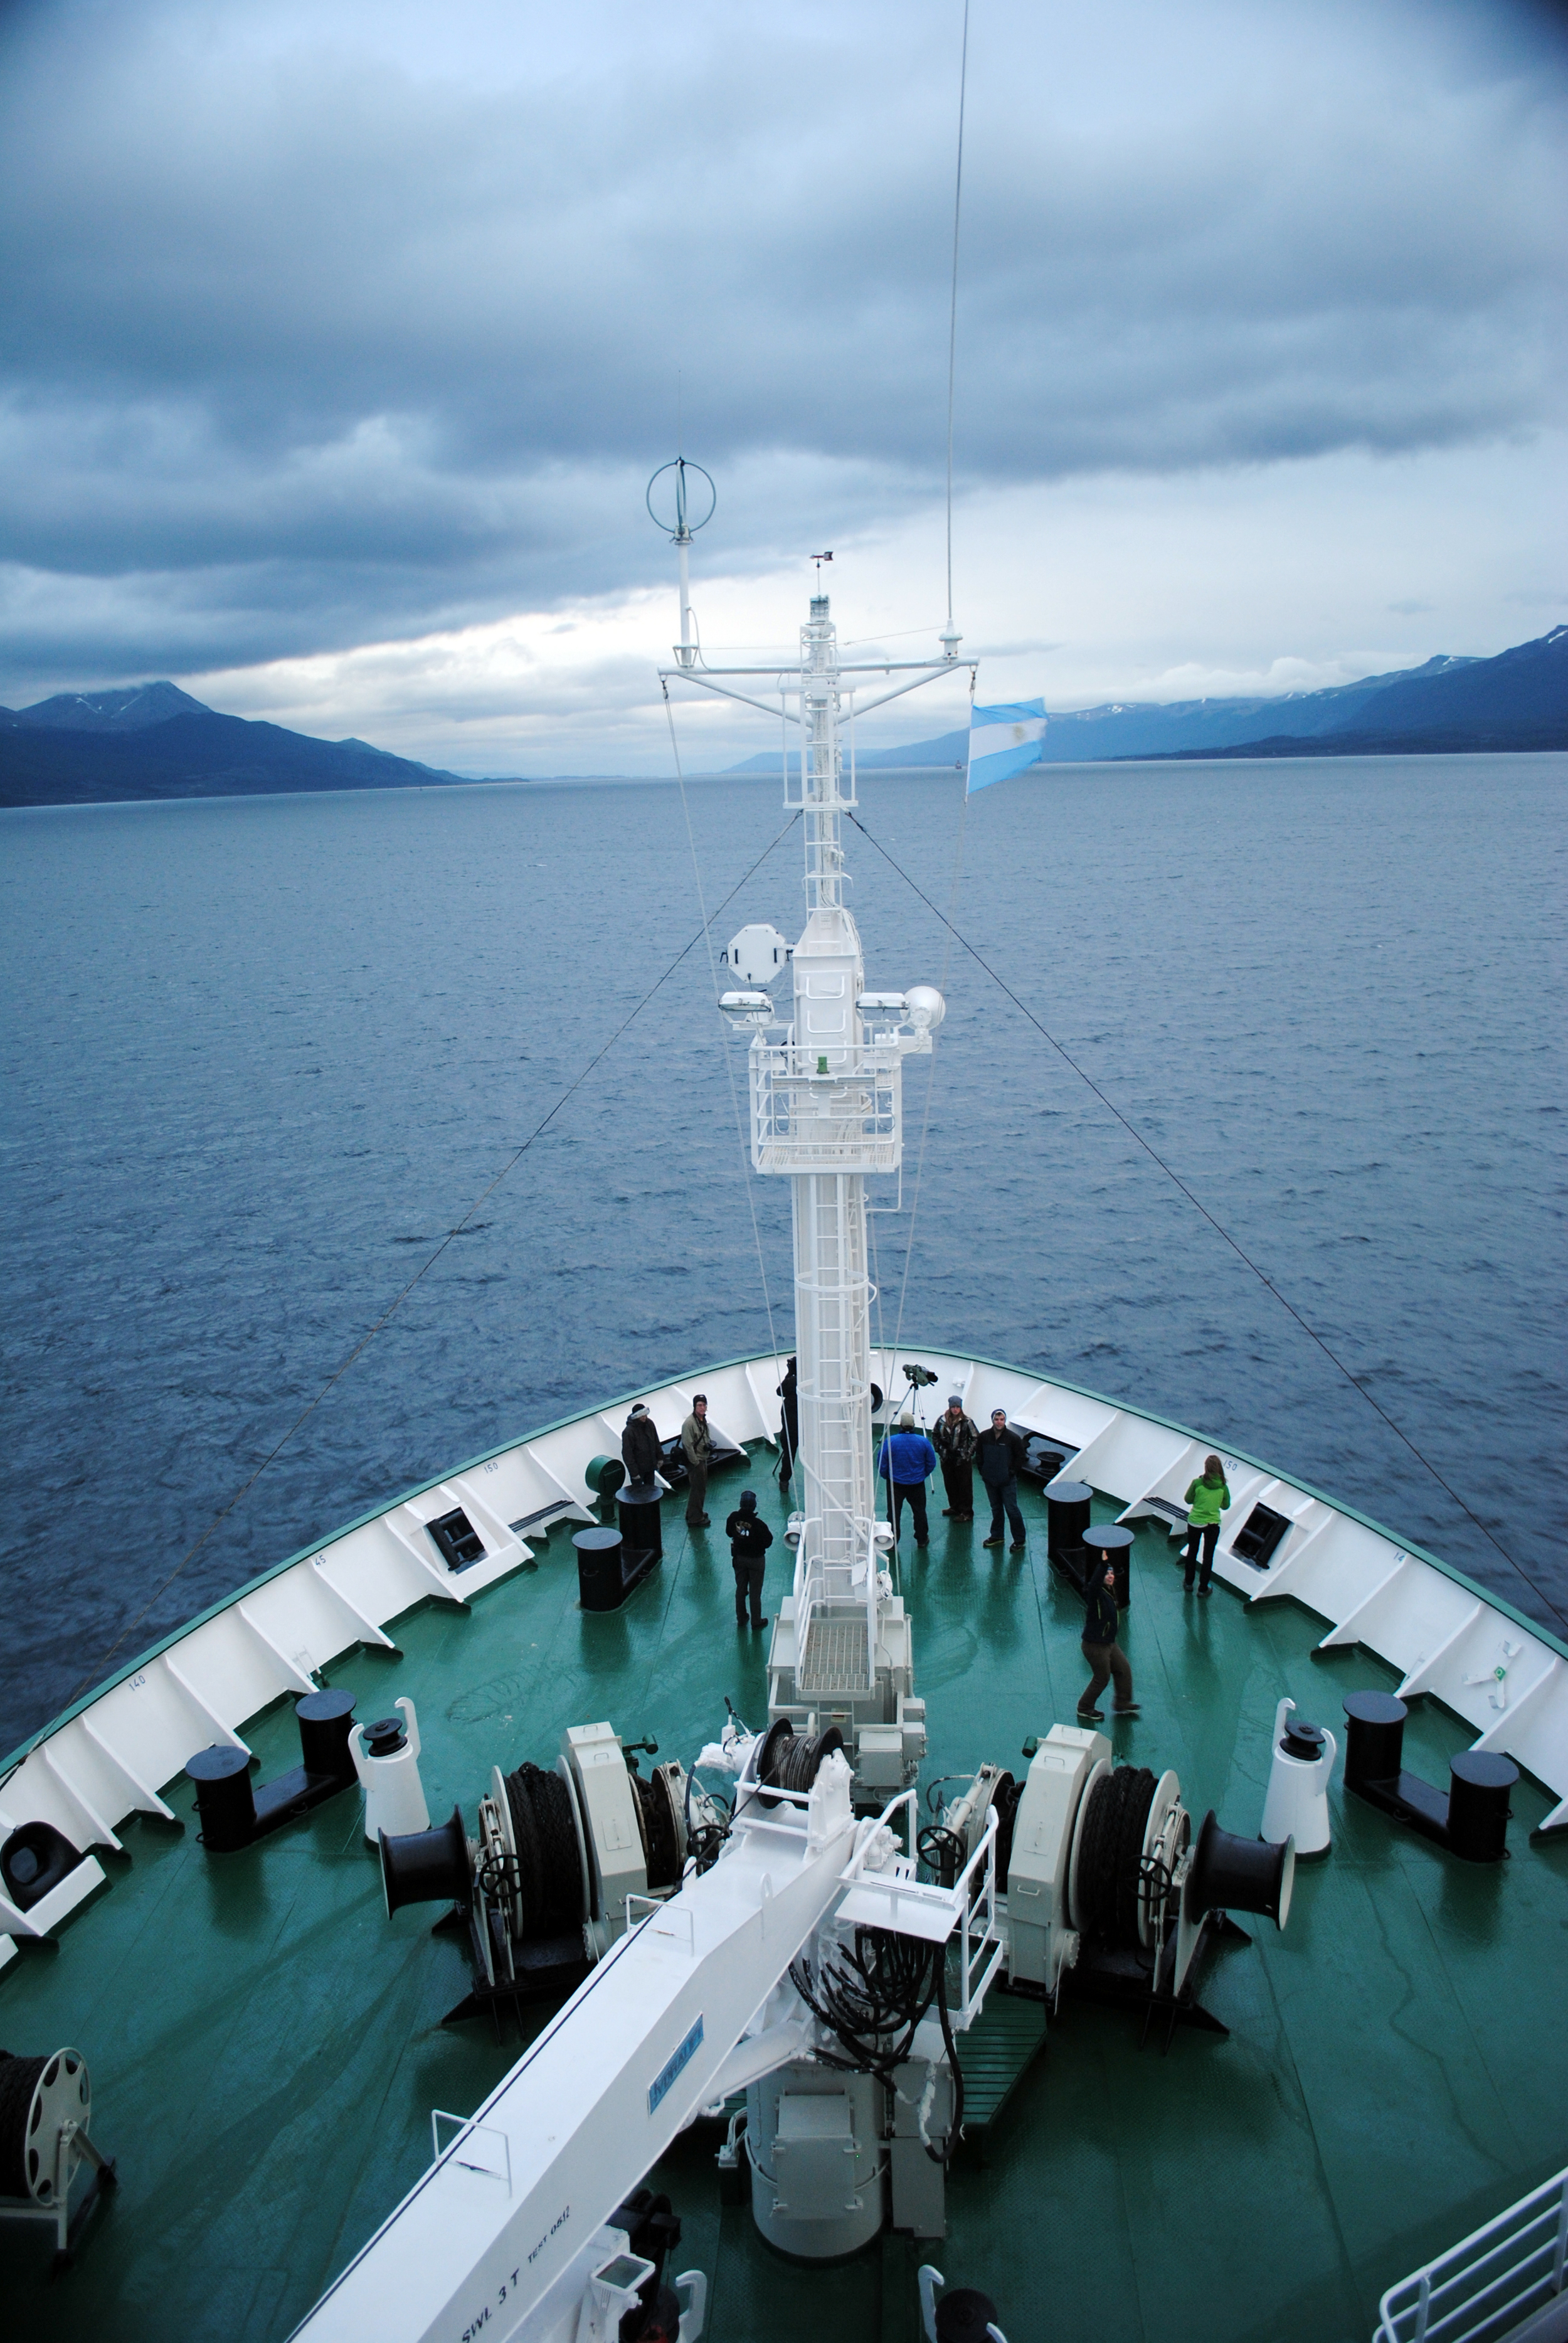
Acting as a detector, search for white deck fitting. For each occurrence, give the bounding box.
[3,1349,1565,1911]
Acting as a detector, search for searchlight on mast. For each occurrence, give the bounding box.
[653,470,974,1792]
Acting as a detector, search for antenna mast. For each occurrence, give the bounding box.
[647,457,715,671]
[657,500,975,1792]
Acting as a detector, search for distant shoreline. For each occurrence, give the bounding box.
[6,743,1566,813]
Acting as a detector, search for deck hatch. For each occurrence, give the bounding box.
[426,1507,485,1571]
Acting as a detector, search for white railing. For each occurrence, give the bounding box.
[749,1039,902,1173]
[1376,2167,1568,2343]
[839,1791,1005,2030]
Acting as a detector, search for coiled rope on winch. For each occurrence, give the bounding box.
[499,1763,585,1938]
[1074,1767,1157,1948]
[0,2052,49,2197]
[625,1762,682,1893]
[753,1719,844,1810]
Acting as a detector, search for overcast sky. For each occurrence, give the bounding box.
[1,0,1565,771]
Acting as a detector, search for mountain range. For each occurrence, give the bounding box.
[727,624,1567,771]
[3,625,1562,809]
[0,683,498,809]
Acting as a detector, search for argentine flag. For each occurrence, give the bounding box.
[967,698,1047,795]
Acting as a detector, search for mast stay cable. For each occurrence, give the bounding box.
[63,812,804,1708]
[845,807,1567,1635]
[945,0,972,634]
[664,680,783,1369]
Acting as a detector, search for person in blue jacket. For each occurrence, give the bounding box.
[877,1410,938,1547]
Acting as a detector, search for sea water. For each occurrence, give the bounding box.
[1,753,1563,1754]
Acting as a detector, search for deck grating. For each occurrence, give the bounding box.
[797,1615,872,1696]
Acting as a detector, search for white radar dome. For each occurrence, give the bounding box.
[725,923,790,988]
[904,984,946,1031]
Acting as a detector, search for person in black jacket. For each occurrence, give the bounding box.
[725,1489,774,1628]
[776,1357,799,1491]
[1079,1563,1138,1721]
[621,1404,664,1491]
[976,1411,1027,1550]
[932,1393,977,1520]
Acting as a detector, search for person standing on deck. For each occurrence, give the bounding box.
[932,1393,977,1520]
[725,1489,774,1630]
[877,1411,938,1547]
[1182,1453,1231,1594]
[776,1356,799,1492]
[681,1395,714,1527]
[977,1410,1027,1551]
[621,1403,663,1492]
[1078,1561,1140,1721]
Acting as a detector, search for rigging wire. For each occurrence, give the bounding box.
[62,812,805,1708]
[664,681,783,1369]
[888,778,971,1379]
[945,0,972,632]
[845,807,1567,1634]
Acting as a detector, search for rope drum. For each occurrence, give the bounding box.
[498,1763,586,1940]
[626,1763,682,1894]
[755,1720,845,1809]
[1075,1767,1158,1947]
[0,2048,89,2202]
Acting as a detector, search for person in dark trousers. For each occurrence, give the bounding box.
[1182,1453,1231,1594]
[621,1403,663,1490]
[725,1489,774,1628]
[877,1411,938,1546]
[977,1410,1027,1549]
[1079,1561,1139,1720]
[776,1356,799,1492]
[931,1393,977,1519]
[681,1395,713,1527]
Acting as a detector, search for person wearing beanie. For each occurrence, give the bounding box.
[620,1403,664,1492]
[876,1409,938,1547]
[724,1487,774,1628]
[932,1392,978,1521]
[680,1394,714,1526]
[976,1409,1027,1551]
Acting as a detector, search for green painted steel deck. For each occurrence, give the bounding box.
[4,1455,1565,2342]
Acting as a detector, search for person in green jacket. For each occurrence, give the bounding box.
[1182,1453,1231,1595]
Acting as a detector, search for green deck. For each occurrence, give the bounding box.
[4,1457,1565,2343]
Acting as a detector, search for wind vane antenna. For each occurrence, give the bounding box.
[646,454,716,669]
[941,0,972,662]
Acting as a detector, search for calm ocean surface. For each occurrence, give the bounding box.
[2,754,1564,1757]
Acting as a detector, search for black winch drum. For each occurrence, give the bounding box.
[1448,1751,1518,1862]
[1046,1477,1093,1559]
[380,1805,470,1918]
[1342,1691,1407,1790]
[186,1743,257,1853]
[1188,1809,1295,1929]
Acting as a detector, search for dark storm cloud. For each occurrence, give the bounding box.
[0,0,1564,687]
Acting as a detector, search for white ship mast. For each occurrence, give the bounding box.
[657,515,970,1777]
